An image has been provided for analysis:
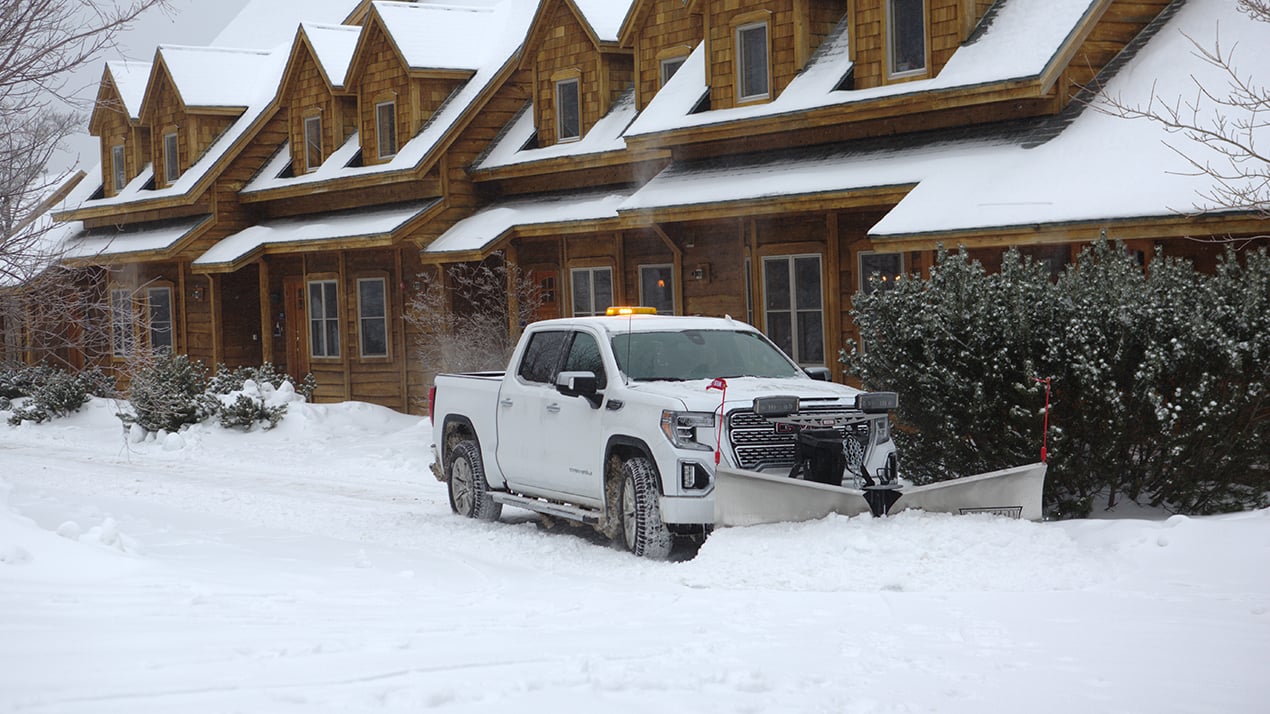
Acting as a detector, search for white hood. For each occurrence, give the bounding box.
[626,376,862,413]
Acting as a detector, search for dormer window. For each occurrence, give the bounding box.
[163,131,180,185]
[556,77,581,142]
[887,0,927,78]
[660,56,686,87]
[304,115,323,173]
[376,100,397,159]
[111,145,126,192]
[737,22,770,102]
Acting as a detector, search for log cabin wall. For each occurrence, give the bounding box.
[632,0,703,110]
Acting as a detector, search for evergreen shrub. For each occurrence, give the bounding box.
[844,239,1269,516]
[124,353,217,433]
[5,366,115,426]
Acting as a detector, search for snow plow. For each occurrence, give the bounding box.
[712,394,1047,527]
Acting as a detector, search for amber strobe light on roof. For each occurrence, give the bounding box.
[605,306,657,316]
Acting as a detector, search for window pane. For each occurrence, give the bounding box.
[763,259,789,311]
[571,269,591,315]
[361,320,386,357]
[359,279,385,319]
[310,324,323,357]
[640,265,674,315]
[148,288,172,350]
[377,102,396,157]
[767,312,792,357]
[324,282,338,314]
[890,0,926,74]
[593,269,612,312]
[797,312,824,363]
[794,256,822,310]
[739,24,768,98]
[304,116,322,171]
[562,332,606,388]
[661,57,685,86]
[557,79,580,140]
[326,322,339,357]
[164,133,179,183]
[517,331,568,383]
[112,145,126,191]
[358,279,387,357]
[860,253,903,294]
[309,283,324,319]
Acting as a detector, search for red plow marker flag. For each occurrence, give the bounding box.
[707,378,727,465]
[1033,377,1052,463]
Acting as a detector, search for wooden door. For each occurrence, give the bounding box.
[283,276,309,379]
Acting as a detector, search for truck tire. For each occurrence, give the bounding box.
[619,457,673,559]
[448,440,502,522]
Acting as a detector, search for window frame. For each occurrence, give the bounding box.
[111,144,126,192]
[162,131,180,185]
[660,56,687,87]
[857,251,905,295]
[303,114,323,173]
[638,263,676,316]
[569,266,613,317]
[356,276,389,359]
[555,76,582,142]
[735,21,771,102]
[886,0,929,80]
[145,285,174,353]
[375,100,397,160]
[761,254,825,366]
[307,278,341,359]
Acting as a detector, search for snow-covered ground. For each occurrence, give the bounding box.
[1,398,1267,713]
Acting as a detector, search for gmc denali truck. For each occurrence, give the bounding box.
[429,309,899,558]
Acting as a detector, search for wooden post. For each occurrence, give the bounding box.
[209,274,221,367]
[258,259,272,365]
[395,247,408,413]
[338,252,351,402]
[826,212,842,381]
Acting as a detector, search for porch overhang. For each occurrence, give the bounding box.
[61,215,214,266]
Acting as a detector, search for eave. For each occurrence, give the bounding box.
[618,185,915,226]
[470,148,670,184]
[419,213,626,265]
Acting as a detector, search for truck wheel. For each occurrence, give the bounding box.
[448,440,502,522]
[619,457,673,559]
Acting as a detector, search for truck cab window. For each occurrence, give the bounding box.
[562,331,606,389]
[517,330,568,383]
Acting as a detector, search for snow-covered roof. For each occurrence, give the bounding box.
[194,201,438,270]
[372,1,501,71]
[571,0,635,43]
[61,215,212,262]
[871,0,1268,237]
[425,189,633,256]
[157,45,277,109]
[240,0,536,195]
[626,0,1102,138]
[213,0,363,49]
[301,22,362,88]
[104,61,152,120]
[474,89,636,170]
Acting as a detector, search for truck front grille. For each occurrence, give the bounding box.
[727,406,871,472]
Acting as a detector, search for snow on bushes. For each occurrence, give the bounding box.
[844,239,1269,516]
[1,364,115,426]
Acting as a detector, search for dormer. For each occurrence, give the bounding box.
[280,23,361,176]
[846,0,991,90]
[138,46,273,187]
[89,62,151,197]
[620,0,703,111]
[519,0,636,148]
[343,1,489,166]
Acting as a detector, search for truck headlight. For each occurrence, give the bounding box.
[660,410,715,451]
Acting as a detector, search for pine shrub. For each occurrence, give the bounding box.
[844,239,1269,516]
[124,353,217,433]
[5,366,115,426]
[217,391,287,431]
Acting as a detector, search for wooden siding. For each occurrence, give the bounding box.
[850,0,974,90]
[533,1,604,146]
[1055,0,1172,104]
[94,82,134,197]
[633,0,704,110]
[286,47,346,175]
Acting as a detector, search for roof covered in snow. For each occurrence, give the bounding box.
[194,201,439,270]
[425,189,633,256]
[626,0,1103,138]
[212,0,363,49]
[301,22,362,88]
[372,1,501,71]
[156,45,277,109]
[474,89,636,170]
[62,215,213,262]
[104,61,152,120]
[570,0,636,43]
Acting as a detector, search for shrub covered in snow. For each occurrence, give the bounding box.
[4,365,115,425]
[214,379,305,432]
[844,239,1269,516]
[207,362,316,402]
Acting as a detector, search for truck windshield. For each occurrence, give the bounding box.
[611,329,804,381]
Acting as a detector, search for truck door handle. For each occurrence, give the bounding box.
[545,403,561,413]
[500,399,514,408]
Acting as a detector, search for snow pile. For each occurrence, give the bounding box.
[0,475,141,577]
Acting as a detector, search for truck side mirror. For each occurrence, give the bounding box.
[804,367,832,382]
[556,371,602,408]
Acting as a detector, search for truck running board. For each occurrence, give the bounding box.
[713,462,1047,526]
[489,492,603,526]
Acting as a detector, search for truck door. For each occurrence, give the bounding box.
[541,330,608,504]
[495,329,568,492]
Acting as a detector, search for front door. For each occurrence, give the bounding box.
[283,276,309,380]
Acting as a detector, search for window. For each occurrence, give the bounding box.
[562,332,606,389]
[357,277,387,358]
[303,115,323,173]
[660,56,686,86]
[163,132,180,184]
[308,280,340,358]
[375,101,396,159]
[737,22,770,101]
[858,252,904,294]
[146,287,173,352]
[639,264,675,315]
[517,330,568,383]
[556,77,581,141]
[111,145,126,192]
[887,0,927,77]
[570,267,612,317]
[762,255,824,365]
[110,288,134,357]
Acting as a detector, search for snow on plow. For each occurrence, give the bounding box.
[713,462,1047,527]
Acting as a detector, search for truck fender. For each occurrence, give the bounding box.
[440,415,507,489]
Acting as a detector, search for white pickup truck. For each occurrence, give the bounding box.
[428,310,899,558]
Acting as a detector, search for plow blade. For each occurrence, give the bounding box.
[713,463,1047,527]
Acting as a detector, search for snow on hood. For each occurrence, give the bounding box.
[627,376,862,413]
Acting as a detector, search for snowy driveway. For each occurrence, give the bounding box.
[2,399,1267,713]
